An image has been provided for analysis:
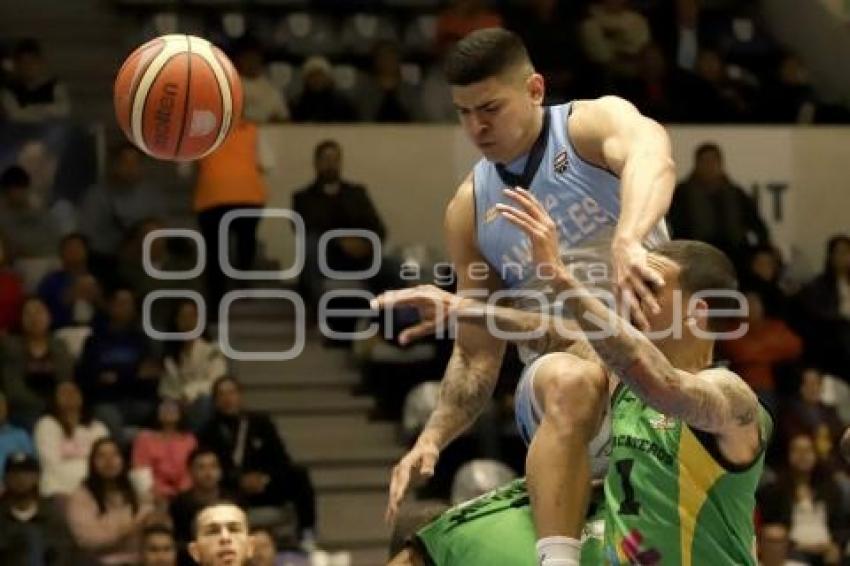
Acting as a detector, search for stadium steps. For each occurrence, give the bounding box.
[229,298,403,566]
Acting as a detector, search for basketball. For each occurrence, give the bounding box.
[113,34,243,161]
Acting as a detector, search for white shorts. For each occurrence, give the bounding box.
[513,352,613,480]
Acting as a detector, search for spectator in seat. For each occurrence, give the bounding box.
[0,234,24,335]
[169,448,230,566]
[506,0,583,100]
[0,452,73,565]
[741,245,790,319]
[140,524,178,566]
[435,0,503,54]
[760,55,817,124]
[117,218,203,332]
[193,115,272,322]
[198,377,317,545]
[293,140,387,310]
[617,43,696,122]
[795,235,850,381]
[360,42,420,123]
[76,287,161,440]
[0,392,34,482]
[1,296,73,429]
[579,0,652,79]
[37,233,101,329]
[234,37,289,124]
[0,165,60,262]
[291,56,358,123]
[668,143,770,266]
[78,144,162,284]
[720,291,802,409]
[781,367,845,467]
[160,300,226,432]
[66,437,155,565]
[251,527,284,566]
[682,49,752,123]
[132,399,197,503]
[758,434,845,566]
[34,380,108,496]
[0,38,70,123]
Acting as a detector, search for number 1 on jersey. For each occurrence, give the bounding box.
[616,459,641,516]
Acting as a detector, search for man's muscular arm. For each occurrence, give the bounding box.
[570,96,677,328]
[417,176,506,450]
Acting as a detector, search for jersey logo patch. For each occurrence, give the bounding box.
[553,150,569,174]
[484,206,500,224]
[649,414,676,430]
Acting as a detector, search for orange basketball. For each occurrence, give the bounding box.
[114,34,243,161]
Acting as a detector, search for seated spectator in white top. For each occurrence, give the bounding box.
[758,434,846,565]
[234,37,289,124]
[160,300,227,431]
[34,380,108,496]
[291,56,358,123]
[0,39,70,123]
[66,437,154,565]
[0,165,59,261]
[580,0,651,78]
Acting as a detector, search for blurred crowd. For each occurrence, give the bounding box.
[3,0,850,127]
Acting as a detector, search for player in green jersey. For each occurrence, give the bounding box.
[377,189,770,566]
[387,479,605,566]
[498,188,769,565]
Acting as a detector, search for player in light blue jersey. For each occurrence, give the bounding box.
[382,29,677,566]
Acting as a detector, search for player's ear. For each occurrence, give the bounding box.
[687,297,710,334]
[188,541,200,563]
[526,72,545,105]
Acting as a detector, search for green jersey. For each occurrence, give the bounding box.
[415,478,605,566]
[603,384,772,566]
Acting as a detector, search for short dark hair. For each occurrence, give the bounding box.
[1,165,30,190]
[444,29,532,86]
[695,142,722,160]
[212,375,240,399]
[142,524,175,542]
[314,139,341,161]
[187,447,220,468]
[825,234,850,275]
[654,240,739,330]
[191,500,246,538]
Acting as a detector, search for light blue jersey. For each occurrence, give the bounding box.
[473,102,669,292]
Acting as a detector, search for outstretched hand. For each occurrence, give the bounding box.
[496,187,563,275]
[611,238,664,331]
[370,285,466,345]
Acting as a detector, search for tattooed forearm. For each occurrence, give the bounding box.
[549,267,758,433]
[421,347,499,449]
[454,302,577,354]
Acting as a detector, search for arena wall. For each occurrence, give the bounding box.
[259,125,849,281]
